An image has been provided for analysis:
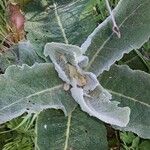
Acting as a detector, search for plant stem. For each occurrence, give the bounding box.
[105,0,121,38]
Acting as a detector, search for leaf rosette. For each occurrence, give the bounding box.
[44,42,130,127]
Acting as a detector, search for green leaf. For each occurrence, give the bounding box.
[0,125,13,149]
[139,140,150,150]
[0,41,43,72]
[24,0,98,57]
[82,0,150,76]
[0,63,76,124]
[120,132,136,145]
[99,65,150,139]
[36,107,108,150]
[131,136,140,149]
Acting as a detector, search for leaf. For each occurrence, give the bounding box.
[0,63,76,124]
[36,107,108,150]
[0,125,13,149]
[120,132,136,145]
[99,65,150,139]
[82,0,150,76]
[44,42,130,127]
[0,41,43,72]
[71,84,130,127]
[24,0,98,57]
[44,42,89,85]
[139,140,150,150]
[131,136,140,149]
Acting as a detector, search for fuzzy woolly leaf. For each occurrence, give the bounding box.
[71,84,130,127]
[82,0,150,76]
[36,107,108,150]
[0,63,76,124]
[24,0,98,57]
[99,65,150,139]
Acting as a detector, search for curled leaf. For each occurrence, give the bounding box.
[44,42,88,85]
[71,84,130,127]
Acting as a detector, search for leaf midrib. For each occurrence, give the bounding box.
[53,2,73,150]
[64,113,72,150]
[0,84,63,111]
[107,89,150,107]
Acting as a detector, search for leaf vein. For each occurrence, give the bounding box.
[64,113,72,150]
[107,89,150,107]
[0,84,63,111]
[54,3,69,44]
